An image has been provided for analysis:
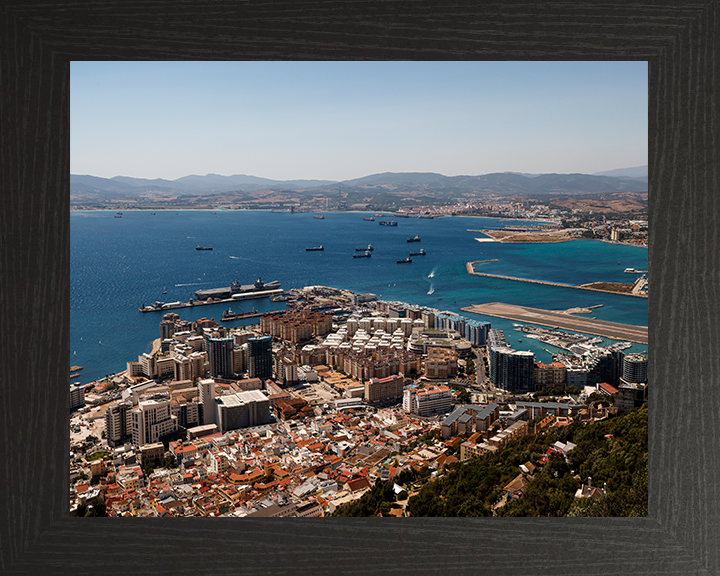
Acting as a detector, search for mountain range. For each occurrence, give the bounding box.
[71,166,648,201]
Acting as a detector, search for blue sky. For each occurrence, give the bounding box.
[71,61,648,182]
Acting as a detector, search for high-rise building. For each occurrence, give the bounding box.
[622,353,648,384]
[247,335,273,380]
[130,399,177,447]
[207,336,234,378]
[490,348,534,393]
[198,378,216,426]
[105,401,133,447]
[70,382,85,411]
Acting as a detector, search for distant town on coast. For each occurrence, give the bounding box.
[69,167,648,518]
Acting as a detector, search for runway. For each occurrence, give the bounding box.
[461,302,648,345]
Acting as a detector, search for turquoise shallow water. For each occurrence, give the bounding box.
[70,210,648,382]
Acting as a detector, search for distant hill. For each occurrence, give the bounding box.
[71,168,648,209]
[70,173,338,196]
[330,171,648,195]
[593,165,648,179]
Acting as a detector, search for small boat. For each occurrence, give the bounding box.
[116,212,122,215]
[151,212,155,215]
[379,220,398,226]
[305,246,324,251]
[196,246,213,250]
[397,257,412,264]
[162,291,167,294]
[114,214,122,218]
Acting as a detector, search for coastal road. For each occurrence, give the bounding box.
[462,302,648,345]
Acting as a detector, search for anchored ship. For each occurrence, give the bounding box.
[409,248,426,256]
[379,220,397,226]
[221,307,260,321]
[305,246,324,251]
[407,235,421,242]
[355,244,374,251]
[353,251,372,258]
[195,246,213,250]
[397,256,412,264]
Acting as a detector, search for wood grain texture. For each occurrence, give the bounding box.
[0,1,717,574]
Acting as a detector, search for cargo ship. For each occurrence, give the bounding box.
[353,251,372,258]
[379,220,397,226]
[195,246,213,250]
[355,244,374,251]
[313,215,325,219]
[221,307,260,321]
[397,256,412,264]
[409,248,426,256]
[305,246,324,251]
[407,235,421,242]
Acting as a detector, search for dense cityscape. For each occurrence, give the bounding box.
[70,261,648,517]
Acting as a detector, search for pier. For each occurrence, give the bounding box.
[462,302,648,344]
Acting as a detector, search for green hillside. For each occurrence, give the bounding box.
[333,404,647,517]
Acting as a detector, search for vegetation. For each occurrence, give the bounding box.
[86,450,111,462]
[333,404,647,517]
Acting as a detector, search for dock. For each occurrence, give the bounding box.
[139,289,283,313]
[461,302,648,344]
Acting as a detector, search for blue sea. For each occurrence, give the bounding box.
[70,210,648,383]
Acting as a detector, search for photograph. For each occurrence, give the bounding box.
[69,61,648,518]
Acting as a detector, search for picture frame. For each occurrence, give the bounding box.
[0,2,714,574]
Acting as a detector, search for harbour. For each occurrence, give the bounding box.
[71,210,648,381]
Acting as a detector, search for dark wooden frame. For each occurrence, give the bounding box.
[1,2,716,574]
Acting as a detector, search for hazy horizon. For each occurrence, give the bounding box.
[71,164,649,184]
[71,61,648,182]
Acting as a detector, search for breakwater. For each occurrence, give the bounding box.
[466,262,647,299]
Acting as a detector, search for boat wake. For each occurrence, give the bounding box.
[175,282,210,287]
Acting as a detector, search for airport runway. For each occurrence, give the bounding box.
[461,302,648,345]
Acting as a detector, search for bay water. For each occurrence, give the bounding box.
[71,210,648,383]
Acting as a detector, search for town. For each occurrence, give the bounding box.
[69,285,648,517]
